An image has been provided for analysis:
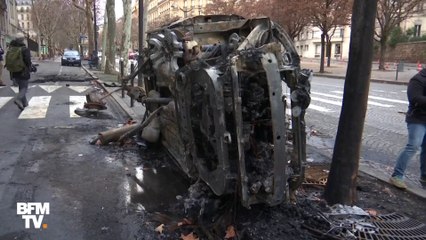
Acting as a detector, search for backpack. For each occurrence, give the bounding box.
[5,46,25,73]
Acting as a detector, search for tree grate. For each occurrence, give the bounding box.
[356,213,426,240]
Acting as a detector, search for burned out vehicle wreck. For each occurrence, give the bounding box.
[124,15,311,208]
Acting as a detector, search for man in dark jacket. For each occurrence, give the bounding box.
[390,68,426,189]
[8,33,32,110]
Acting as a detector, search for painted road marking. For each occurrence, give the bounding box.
[0,97,13,109]
[308,104,334,113]
[69,96,86,118]
[312,91,394,107]
[282,87,333,113]
[331,90,407,104]
[39,85,62,93]
[18,96,51,119]
[68,86,91,93]
[11,87,19,94]
[311,96,343,106]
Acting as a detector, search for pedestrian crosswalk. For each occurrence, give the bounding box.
[0,85,91,119]
[1,84,410,119]
[0,95,87,119]
[282,83,409,114]
[308,90,408,113]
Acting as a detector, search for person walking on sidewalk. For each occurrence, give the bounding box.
[0,44,5,86]
[390,68,426,189]
[5,33,32,110]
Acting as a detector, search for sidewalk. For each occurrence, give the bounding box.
[301,58,418,85]
[81,63,426,200]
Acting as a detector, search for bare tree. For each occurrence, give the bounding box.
[253,0,313,40]
[31,0,67,57]
[309,0,353,72]
[324,0,378,205]
[72,0,95,55]
[120,0,132,72]
[205,0,257,16]
[101,4,108,70]
[375,0,423,70]
[104,0,116,74]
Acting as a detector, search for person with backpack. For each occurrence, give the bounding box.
[5,33,32,110]
[0,44,5,86]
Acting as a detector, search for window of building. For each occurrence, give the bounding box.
[305,45,309,51]
[315,44,321,55]
[415,24,421,37]
[335,43,341,54]
[339,28,344,38]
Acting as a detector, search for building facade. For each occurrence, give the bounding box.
[147,0,209,25]
[294,1,426,61]
[294,25,352,61]
[16,0,36,39]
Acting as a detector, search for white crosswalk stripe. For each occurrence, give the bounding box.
[68,86,91,93]
[0,97,13,109]
[308,104,334,113]
[11,87,19,94]
[39,85,62,93]
[19,96,52,119]
[69,96,86,118]
[330,90,408,104]
[312,91,394,108]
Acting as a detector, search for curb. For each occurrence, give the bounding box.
[313,73,409,85]
[359,163,426,199]
[81,65,99,80]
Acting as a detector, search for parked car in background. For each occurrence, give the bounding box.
[61,50,81,67]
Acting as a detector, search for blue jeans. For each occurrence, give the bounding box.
[16,78,29,106]
[392,123,426,179]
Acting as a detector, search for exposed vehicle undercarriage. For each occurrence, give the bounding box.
[123,15,311,208]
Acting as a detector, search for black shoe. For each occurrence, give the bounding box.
[14,100,24,110]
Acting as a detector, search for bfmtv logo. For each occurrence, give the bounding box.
[17,202,50,229]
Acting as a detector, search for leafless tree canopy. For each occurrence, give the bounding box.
[375,0,423,69]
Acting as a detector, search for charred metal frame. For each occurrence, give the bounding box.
[125,15,311,208]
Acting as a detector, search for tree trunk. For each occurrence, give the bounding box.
[378,37,387,70]
[320,33,325,73]
[104,0,116,74]
[120,0,132,74]
[101,4,108,71]
[85,0,94,55]
[324,0,378,205]
[326,35,331,67]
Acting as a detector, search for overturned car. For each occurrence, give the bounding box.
[125,15,311,208]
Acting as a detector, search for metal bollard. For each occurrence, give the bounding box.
[130,62,135,107]
[120,60,124,98]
